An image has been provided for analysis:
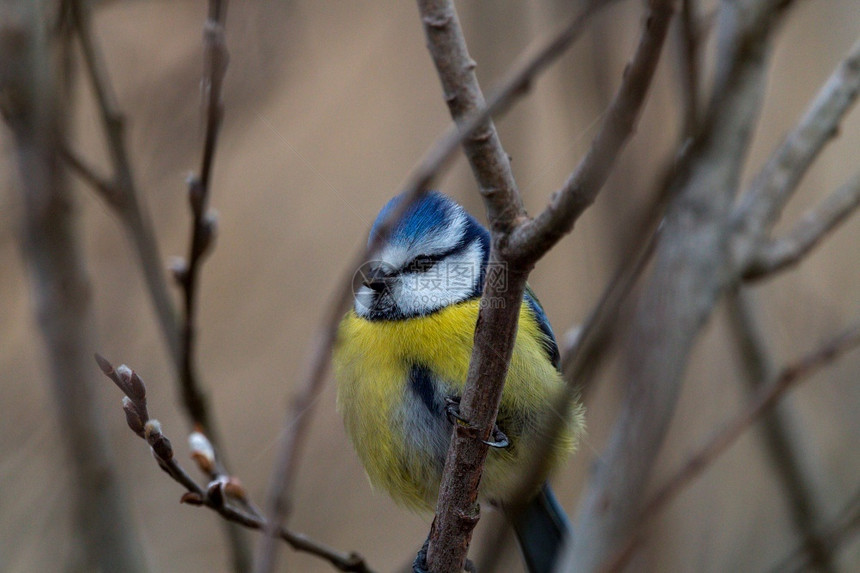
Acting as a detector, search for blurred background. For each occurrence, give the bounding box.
[1,0,859,571]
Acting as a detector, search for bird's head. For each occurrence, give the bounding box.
[354,191,490,321]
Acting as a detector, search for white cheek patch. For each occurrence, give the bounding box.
[390,239,484,316]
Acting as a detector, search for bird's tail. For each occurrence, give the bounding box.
[511,483,571,573]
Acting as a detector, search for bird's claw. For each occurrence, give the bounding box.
[446,396,509,449]
[482,426,510,449]
[445,396,468,426]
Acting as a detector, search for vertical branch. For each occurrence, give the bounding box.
[415,1,673,571]
[0,2,145,571]
[68,0,180,365]
[176,0,229,436]
[725,289,835,571]
[562,1,793,570]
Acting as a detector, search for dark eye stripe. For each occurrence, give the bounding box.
[402,244,461,274]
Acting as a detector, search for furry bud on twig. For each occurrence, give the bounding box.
[189,429,216,475]
[187,174,204,216]
[127,370,147,403]
[196,210,218,257]
[116,364,134,396]
[94,352,115,377]
[122,396,146,438]
[169,256,188,285]
[145,420,174,461]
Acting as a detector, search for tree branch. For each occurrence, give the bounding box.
[414,0,673,570]
[94,356,375,573]
[562,2,794,570]
[601,320,860,572]
[744,171,860,280]
[1,3,146,569]
[732,37,860,266]
[67,0,181,366]
[509,0,676,263]
[417,0,523,232]
[725,288,835,571]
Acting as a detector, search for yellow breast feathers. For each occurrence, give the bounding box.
[334,298,584,510]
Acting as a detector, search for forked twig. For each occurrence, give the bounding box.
[94,355,375,573]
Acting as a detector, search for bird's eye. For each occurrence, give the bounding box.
[404,254,440,273]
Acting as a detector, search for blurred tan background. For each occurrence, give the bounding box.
[2,1,859,571]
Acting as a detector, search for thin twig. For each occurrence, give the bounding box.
[94,356,375,573]
[600,321,860,572]
[2,4,146,569]
[67,0,180,364]
[744,171,860,280]
[725,288,835,571]
[68,0,253,566]
[563,2,795,570]
[175,0,229,439]
[60,143,117,202]
[732,37,860,266]
[508,0,676,263]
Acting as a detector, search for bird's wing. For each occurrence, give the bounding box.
[524,285,561,371]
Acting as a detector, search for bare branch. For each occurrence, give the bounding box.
[744,171,860,280]
[94,356,375,573]
[175,0,229,439]
[601,320,860,572]
[413,1,674,570]
[508,0,675,263]
[1,4,146,569]
[60,143,118,204]
[417,0,523,232]
[732,37,860,265]
[725,289,835,571]
[563,2,795,570]
[67,0,180,365]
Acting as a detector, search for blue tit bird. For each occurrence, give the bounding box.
[334,191,585,573]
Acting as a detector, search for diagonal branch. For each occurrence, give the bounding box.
[732,37,860,265]
[94,356,375,573]
[509,0,676,263]
[725,289,835,571]
[601,320,860,572]
[67,0,180,363]
[563,2,795,570]
[744,170,860,280]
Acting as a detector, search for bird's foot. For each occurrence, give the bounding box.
[444,396,509,449]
